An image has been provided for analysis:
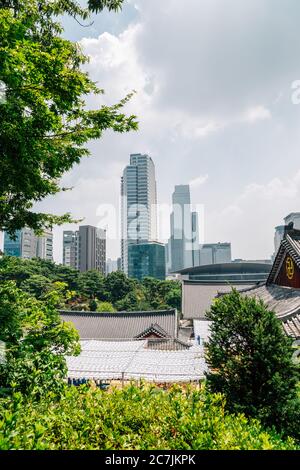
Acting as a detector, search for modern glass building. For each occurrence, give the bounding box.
[169,185,200,273]
[121,154,157,274]
[63,230,79,268]
[128,242,166,281]
[3,228,52,260]
[3,230,22,257]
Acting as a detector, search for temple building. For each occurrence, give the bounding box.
[241,223,300,341]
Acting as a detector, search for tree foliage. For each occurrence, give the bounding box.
[0,256,182,311]
[0,383,297,450]
[0,0,137,235]
[205,289,300,439]
[0,281,80,397]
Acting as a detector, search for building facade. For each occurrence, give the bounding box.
[4,228,53,260]
[63,230,79,268]
[106,258,119,274]
[36,229,53,261]
[169,185,200,273]
[199,242,231,266]
[121,154,157,275]
[128,241,166,281]
[63,226,106,274]
[78,225,106,274]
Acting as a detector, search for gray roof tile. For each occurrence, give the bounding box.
[60,310,177,340]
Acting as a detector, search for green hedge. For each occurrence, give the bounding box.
[0,384,297,450]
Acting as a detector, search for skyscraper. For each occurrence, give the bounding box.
[63,230,78,268]
[121,154,157,275]
[63,226,106,274]
[128,242,166,281]
[4,228,53,260]
[78,225,106,273]
[36,229,53,261]
[169,185,200,272]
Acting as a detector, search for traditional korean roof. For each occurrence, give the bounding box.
[60,309,177,340]
[182,281,256,319]
[135,323,170,339]
[66,340,206,383]
[241,284,300,339]
[268,233,300,285]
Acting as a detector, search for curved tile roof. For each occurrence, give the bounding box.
[60,309,177,340]
[242,284,300,339]
[66,340,206,383]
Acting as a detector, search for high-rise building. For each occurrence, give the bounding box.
[63,225,106,274]
[63,230,79,268]
[3,228,53,260]
[199,243,231,266]
[191,211,200,267]
[78,225,106,274]
[128,242,166,281]
[169,185,200,272]
[36,229,53,261]
[121,154,157,274]
[106,258,119,274]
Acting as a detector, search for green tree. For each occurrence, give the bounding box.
[96,301,116,313]
[20,274,53,298]
[0,281,80,397]
[205,289,300,438]
[77,270,105,300]
[104,271,133,304]
[0,0,137,235]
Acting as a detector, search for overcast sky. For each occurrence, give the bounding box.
[32,0,300,263]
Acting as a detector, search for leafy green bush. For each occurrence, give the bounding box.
[0,384,297,450]
[205,289,300,440]
[0,281,80,398]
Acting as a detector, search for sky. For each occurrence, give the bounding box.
[30,0,300,263]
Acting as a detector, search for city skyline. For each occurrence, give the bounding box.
[3,1,300,263]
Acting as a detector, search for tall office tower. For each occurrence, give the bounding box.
[63,230,79,268]
[169,185,196,272]
[165,240,172,274]
[191,211,200,267]
[199,242,232,266]
[78,225,106,274]
[4,228,52,260]
[36,229,53,261]
[106,258,119,274]
[121,154,157,275]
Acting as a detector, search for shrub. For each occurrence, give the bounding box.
[205,289,300,439]
[0,384,297,450]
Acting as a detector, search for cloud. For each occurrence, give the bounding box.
[33,1,300,264]
[189,175,209,188]
[244,106,272,123]
[207,170,300,259]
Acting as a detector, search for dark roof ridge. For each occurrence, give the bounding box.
[59,309,176,318]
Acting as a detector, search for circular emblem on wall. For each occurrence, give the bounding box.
[286,257,295,280]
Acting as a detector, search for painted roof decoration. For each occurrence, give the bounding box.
[268,227,300,288]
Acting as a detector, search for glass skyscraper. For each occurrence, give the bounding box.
[3,230,22,257]
[169,185,199,272]
[128,242,166,281]
[121,154,157,275]
[3,228,53,260]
